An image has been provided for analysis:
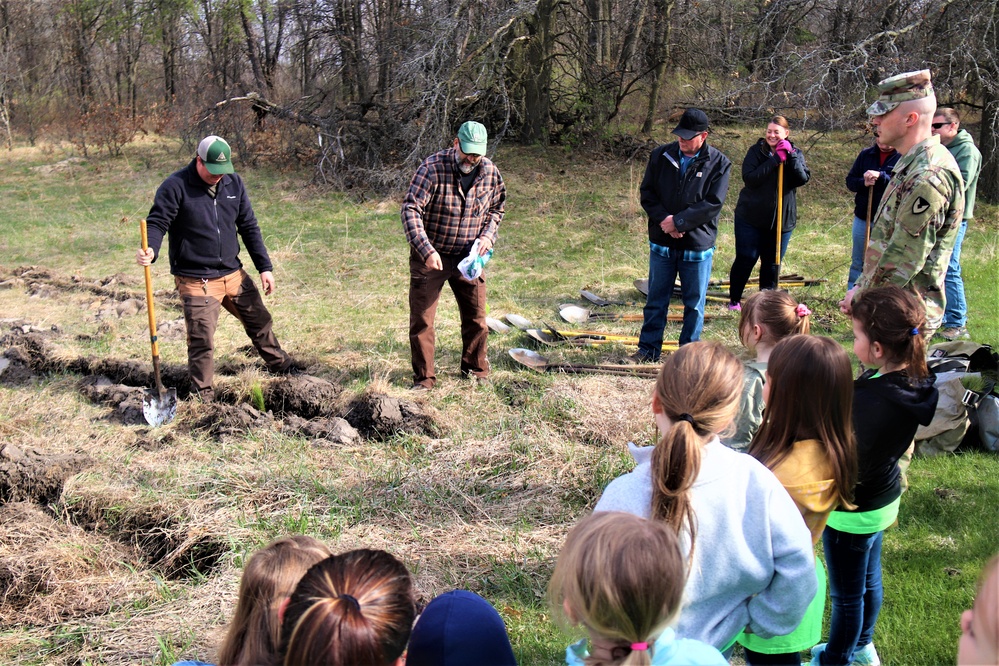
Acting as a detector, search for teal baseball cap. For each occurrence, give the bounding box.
[457,122,488,155]
[197,135,235,175]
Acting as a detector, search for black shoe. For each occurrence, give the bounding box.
[626,351,658,364]
[269,361,303,376]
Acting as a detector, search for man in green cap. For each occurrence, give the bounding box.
[402,121,506,391]
[840,69,964,336]
[136,135,297,402]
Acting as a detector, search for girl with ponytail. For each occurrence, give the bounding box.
[594,342,816,654]
[278,549,416,666]
[549,512,726,665]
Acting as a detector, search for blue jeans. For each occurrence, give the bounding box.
[943,218,968,328]
[728,217,793,303]
[821,527,884,666]
[638,243,714,357]
[848,215,869,290]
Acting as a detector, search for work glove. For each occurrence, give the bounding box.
[774,139,793,162]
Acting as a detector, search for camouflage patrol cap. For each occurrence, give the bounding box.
[866,69,934,116]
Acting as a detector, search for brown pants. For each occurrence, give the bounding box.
[408,250,489,388]
[176,269,290,392]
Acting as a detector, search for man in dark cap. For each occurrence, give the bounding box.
[840,70,964,337]
[632,108,732,361]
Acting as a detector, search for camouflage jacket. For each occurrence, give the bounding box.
[857,135,964,330]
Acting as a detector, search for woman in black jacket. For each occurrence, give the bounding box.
[727,116,811,310]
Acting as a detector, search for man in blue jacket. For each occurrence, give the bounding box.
[633,109,732,361]
[136,135,296,401]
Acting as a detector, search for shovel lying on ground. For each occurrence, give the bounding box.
[486,316,511,333]
[504,313,534,330]
[509,348,660,377]
[559,304,718,325]
[139,219,177,426]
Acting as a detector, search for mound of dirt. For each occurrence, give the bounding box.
[78,376,149,425]
[190,402,275,440]
[282,414,360,445]
[264,375,341,419]
[343,392,435,440]
[0,502,151,625]
[0,444,92,506]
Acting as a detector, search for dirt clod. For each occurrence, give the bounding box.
[343,392,435,440]
[0,444,92,506]
[264,375,341,419]
[78,376,149,424]
[283,414,360,445]
[191,402,274,439]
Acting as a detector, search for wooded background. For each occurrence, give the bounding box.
[1,0,996,199]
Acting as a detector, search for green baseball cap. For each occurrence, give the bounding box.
[457,121,488,155]
[197,135,235,175]
[866,69,934,116]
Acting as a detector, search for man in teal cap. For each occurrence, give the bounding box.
[402,121,506,390]
[840,69,964,337]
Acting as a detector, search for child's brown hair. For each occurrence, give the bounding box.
[650,342,743,542]
[217,535,332,666]
[851,285,929,379]
[748,335,857,510]
[738,290,811,348]
[549,512,686,666]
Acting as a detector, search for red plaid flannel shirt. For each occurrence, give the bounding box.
[402,148,505,261]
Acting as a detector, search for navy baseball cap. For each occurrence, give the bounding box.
[406,590,517,666]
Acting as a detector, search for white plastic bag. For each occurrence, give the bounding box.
[458,239,492,281]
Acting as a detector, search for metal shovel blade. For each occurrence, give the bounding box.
[143,387,178,426]
[504,313,533,330]
[559,305,591,323]
[633,278,649,296]
[486,316,511,333]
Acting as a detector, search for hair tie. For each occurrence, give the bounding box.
[630,642,649,651]
[795,303,811,317]
[911,327,919,336]
[678,413,695,426]
[338,594,361,610]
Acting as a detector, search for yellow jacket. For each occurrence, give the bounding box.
[770,439,838,544]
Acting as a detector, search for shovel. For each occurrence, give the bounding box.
[140,219,177,426]
[559,304,717,325]
[774,162,784,286]
[509,348,660,377]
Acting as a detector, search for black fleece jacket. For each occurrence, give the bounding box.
[145,159,272,279]
[640,141,732,251]
[733,138,810,232]
[851,368,938,512]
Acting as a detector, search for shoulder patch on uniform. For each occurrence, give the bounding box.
[912,196,931,215]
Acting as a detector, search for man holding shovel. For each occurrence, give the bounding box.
[840,70,964,337]
[403,121,506,390]
[136,135,297,402]
[633,108,732,362]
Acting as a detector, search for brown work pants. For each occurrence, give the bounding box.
[408,250,489,388]
[176,269,290,392]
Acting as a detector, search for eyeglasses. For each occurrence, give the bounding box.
[931,122,951,129]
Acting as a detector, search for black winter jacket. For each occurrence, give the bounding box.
[733,139,810,232]
[145,160,272,279]
[640,141,732,251]
[845,144,900,221]
[850,368,938,512]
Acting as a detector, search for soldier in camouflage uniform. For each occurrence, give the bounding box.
[840,70,964,335]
